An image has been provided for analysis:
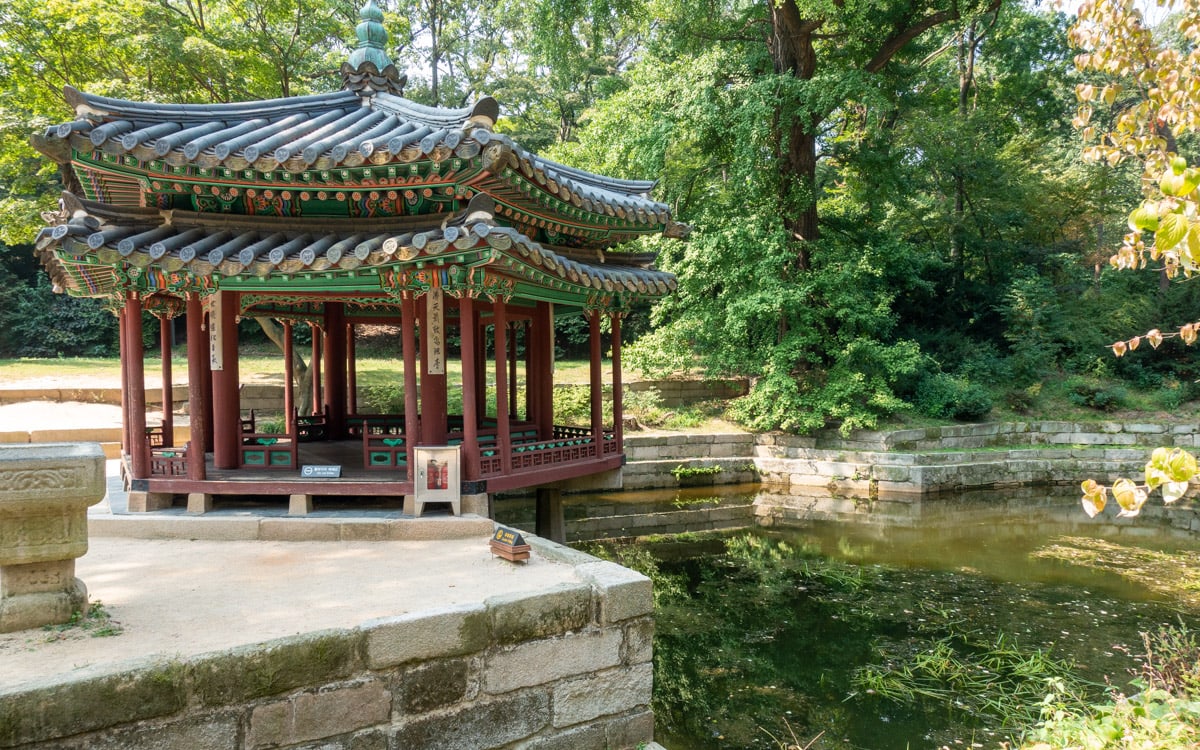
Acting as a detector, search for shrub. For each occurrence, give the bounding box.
[915,373,993,421]
[1065,376,1128,412]
[1005,383,1042,414]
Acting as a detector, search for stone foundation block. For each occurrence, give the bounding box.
[574,561,652,624]
[0,660,188,747]
[604,709,656,749]
[189,630,361,706]
[552,662,652,728]
[289,494,313,515]
[484,630,623,694]
[364,602,490,669]
[126,491,174,512]
[391,690,550,750]
[488,583,593,644]
[186,493,213,514]
[395,658,472,714]
[248,680,391,749]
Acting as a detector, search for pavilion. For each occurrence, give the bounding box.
[30,2,684,516]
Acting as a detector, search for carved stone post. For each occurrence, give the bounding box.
[0,444,106,633]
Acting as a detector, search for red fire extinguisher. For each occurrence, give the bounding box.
[427,458,439,490]
[440,461,449,490]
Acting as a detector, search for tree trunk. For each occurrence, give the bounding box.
[254,317,311,416]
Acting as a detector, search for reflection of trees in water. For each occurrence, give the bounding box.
[592,529,1194,750]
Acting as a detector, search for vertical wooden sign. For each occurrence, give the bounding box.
[427,288,444,375]
[209,293,224,371]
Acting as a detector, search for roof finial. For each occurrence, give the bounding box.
[342,1,406,95]
[348,0,392,70]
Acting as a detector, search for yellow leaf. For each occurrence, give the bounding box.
[1113,478,1148,517]
[1181,323,1197,345]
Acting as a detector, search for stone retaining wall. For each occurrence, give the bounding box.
[622,422,1192,495]
[624,379,749,407]
[0,386,187,407]
[0,540,654,750]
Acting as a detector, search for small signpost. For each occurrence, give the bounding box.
[301,465,342,478]
[490,526,531,562]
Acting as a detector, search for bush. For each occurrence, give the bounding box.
[1005,383,1042,414]
[915,373,993,421]
[1065,376,1128,412]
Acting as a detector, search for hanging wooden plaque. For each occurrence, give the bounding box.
[427,288,444,375]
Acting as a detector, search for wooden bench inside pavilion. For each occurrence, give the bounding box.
[31,2,685,515]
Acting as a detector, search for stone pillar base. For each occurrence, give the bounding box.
[536,488,565,544]
[402,494,415,516]
[288,494,313,515]
[187,493,213,514]
[0,578,87,634]
[127,491,174,512]
[460,492,490,517]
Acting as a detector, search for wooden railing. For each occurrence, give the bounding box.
[149,442,189,477]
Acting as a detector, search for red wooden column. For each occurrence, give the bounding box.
[310,323,322,416]
[419,292,447,445]
[126,291,150,479]
[458,295,479,480]
[589,309,603,450]
[186,293,207,480]
[201,316,214,452]
[401,292,419,479]
[611,312,624,454]
[474,317,486,419]
[118,303,130,454]
[158,314,174,448]
[508,321,519,420]
[211,290,241,470]
[283,321,295,432]
[494,298,511,472]
[535,302,555,437]
[523,321,533,420]
[346,321,357,415]
[323,302,347,439]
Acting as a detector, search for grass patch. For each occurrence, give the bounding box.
[42,601,123,640]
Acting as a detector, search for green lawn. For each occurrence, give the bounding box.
[0,354,600,387]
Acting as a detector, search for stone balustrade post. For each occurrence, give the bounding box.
[0,444,106,633]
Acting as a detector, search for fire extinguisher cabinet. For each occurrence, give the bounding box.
[412,446,462,517]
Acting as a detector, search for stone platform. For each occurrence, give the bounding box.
[0,460,657,750]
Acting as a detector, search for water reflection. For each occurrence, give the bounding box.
[498,485,1200,750]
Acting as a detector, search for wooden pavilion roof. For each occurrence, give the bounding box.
[35,193,676,305]
[29,1,685,309]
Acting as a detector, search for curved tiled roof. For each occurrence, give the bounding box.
[32,86,679,232]
[35,193,676,301]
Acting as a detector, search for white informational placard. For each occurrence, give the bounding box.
[413,445,460,516]
[209,293,224,371]
[426,288,444,375]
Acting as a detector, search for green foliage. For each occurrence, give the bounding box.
[670,464,721,479]
[42,601,123,640]
[854,635,1093,732]
[1065,376,1128,412]
[359,383,406,415]
[4,276,117,357]
[915,373,994,422]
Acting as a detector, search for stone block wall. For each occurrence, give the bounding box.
[624,378,749,407]
[621,423,1192,495]
[0,543,654,750]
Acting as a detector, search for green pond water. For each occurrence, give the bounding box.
[495,487,1200,750]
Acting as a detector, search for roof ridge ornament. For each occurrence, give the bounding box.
[342,1,407,96]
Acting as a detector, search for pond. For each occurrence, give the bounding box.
[494,486,1200,750]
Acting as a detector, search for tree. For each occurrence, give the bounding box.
[1070,0,1200,516]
